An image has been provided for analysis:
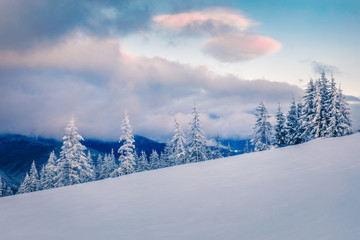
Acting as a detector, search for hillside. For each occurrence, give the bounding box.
[0,134,359,240]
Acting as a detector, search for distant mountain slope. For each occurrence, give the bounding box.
[1,134,359,240]
[85,135,165,158]
[0,134,165,187]
[0,134,61,186]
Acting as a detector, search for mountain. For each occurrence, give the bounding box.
[1,134,359,240]
[85,135,165,158]
[0,134,165,187]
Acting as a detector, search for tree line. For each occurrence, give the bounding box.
[13,105,225,195]
[251,72,352,151]
[0,72,353,197]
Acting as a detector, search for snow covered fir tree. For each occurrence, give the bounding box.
[55,118,94,187]
[187,104,208,162]
[251,101,272,151]
[111,112,136,177]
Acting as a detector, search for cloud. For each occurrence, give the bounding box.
[202,33,282,62]
[300,60,340,75]
[153,7,281,62]
[153,7,255,35]
[311,60,340,74]
[0,0,151,51]
[0,33,122,72]
[0,34,301,141]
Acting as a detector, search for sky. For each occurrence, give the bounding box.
[0,0,359,142]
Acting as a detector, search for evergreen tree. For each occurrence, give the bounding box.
[274,103,287,148]
[4,185,13,196]
[29,161,40,192]
[40,151,57,190]
[296,99,305,143]
[18,173,31,194]
[326,76,341,137]
[160,141,173,167]
[286,98,302,145]
[1,180,13,197]
[39,166,46,191]
[188,104,207,162]
[55,118,93,187]
[86,151,96,182]
[169,117,188,165]
[336,85,353,136]
[311,80,328,138]
[226,143,232,157]
[206,147,214,160]
[243,140,250,154]
[213,136,223,159]
[251,101,272,151]
[0,180,13,197]
[133,151,140,171]
[301,78,316,141]
[112,112,136,177]
[137,151,150,172]
[150,150,160,170]
[106,149,117,176]
[96,154,105,180]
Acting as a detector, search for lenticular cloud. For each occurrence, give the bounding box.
[203,33,282,62]
[153,7,281,62]
[153,7,255,35]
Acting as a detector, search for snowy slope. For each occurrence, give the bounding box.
[1,134,360,240]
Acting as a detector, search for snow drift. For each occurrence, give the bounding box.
[1,134,360,240]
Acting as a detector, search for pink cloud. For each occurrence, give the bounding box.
[153,7,255,35]
[153,7,281,62]
[202,33,282,62]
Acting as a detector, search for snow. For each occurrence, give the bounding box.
[1,134,360,240]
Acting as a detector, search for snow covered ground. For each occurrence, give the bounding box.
[1,134,360,240]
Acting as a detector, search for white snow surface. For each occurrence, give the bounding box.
[1,134,360,240]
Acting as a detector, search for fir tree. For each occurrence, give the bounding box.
[18,173,31,194]
[251,101,272,151]
[206,147,214,160]
[301,78,316,141]
[169,117,188,165]
[213,136,223,159]
[105,149,117,176]
[40,151,57,190]
[29,161,40,192]
[137,151,150,172]
[39,166,46,191]
[150,150,160,170]
[96,154,105,180]
[337,85,352,136]
[188,104,207,162]
[296,99,305,143]
[243,140,250,154]
[226,143,231,157]
[286,98,302,145]
[274,103,287,148]
[4,185,13,196]
[0,180,13,197]
[112,112,136,176]
[86,151,96,182]
[133,151,140,170]
[311,80,328,138]
[160,141,173,167]
[326,76,341,137]
[55,118,93,187]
